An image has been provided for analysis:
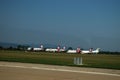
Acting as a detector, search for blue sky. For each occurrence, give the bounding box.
[0,0,120,51]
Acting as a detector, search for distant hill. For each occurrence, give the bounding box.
[27,43,58,48]
[0,42,57,48]
[0,42,18,48]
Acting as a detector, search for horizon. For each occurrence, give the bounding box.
[0,41,119,52]
[0,0,120,52]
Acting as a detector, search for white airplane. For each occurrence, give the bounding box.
[27,45,44,51]
[45,48,58,52]
[45,48,65,52]
[27,47,32,51]
[67,48,100,54]
[45,46,66,52]
[27,47,43,51]
[67,47,81,53]
[67,50,77,53]
[33,48,43,51]
[81,48,100,54]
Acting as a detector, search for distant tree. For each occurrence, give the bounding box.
[68,47,73,50]
[0,46,3,50]
[80,48,84,50]
[17,45,29,50]
[23,45,29,50]
[17,45,22,50]
[8,46,13,50]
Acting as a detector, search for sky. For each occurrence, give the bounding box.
[0,0,120,51]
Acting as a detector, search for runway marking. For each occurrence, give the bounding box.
[0,64,120,77]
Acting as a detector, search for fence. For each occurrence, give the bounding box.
[74,57,83,65]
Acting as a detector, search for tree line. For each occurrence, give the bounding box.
[0,45,29,51]
[0,45,120,55]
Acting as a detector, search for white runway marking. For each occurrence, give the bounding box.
[0,64,120,77]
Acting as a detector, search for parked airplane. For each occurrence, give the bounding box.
[67,48,100,54]
[45,48,57,52]
[81,48,100,54]
[67,50,77,53]
[27,45,44,51]
[67,47,81,53]
[46,46,66,52]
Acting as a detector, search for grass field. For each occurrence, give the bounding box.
[0,50,120,70]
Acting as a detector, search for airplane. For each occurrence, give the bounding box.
[67,48,100,54]
[81,48,100,54]
[67,47,81,53]
[67,50,77,53]
[27,45,44,51]
[27,47,44,51]
[45,48,58,52]
[45,46,66,52]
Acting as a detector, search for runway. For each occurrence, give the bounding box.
[0,62,120,80]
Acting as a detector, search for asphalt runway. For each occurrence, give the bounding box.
[0,62,120,80]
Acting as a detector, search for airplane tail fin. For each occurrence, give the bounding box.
[96,48,100,50]
[95,48,100,53]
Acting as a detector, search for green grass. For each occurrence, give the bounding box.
[0,50,120,69]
